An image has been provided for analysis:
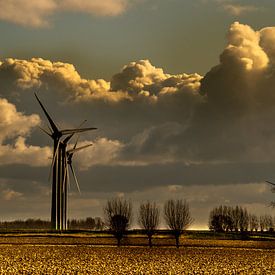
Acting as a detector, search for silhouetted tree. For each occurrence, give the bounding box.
[259,214,274,232]
[248,214,259,232]
[104,198,132,246]
[265,215,274,232]
[209,205,249,233]
[232,206,241,232]
[67,217,104,230]
[239,207,249,232]
[94,217,105,230]
[209,205,233,232]
[266,181,275,208]
[259,215,266,232]
[164,199,192,248]
[138,201,160,247]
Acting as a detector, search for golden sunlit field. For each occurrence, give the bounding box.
[0,236,274,274]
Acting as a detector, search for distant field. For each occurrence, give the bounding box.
[0,235,274,274]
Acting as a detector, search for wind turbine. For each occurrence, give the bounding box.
[35,93,96,230]
[62,141,93,230]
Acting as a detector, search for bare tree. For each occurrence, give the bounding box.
[248,214,259,232]
[232,205,241,232]
[164,199,193,248]
[138,201,160,247]
[259,215,269,232]
[266,181,275,207]
[209,205,234,232]
[261,214,274,232]
[271,184,275,208]
[104,198,132,246]
[239,207,249,232]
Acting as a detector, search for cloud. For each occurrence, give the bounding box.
[111,59,202,97]
[0,57,127,102]
[0,57,203,149]
[1,22,275,172]
[0,98,51,166]
[0,98,40,142]
[118,122,186,165]
[76,22,275,167]
[200,22,270,110]
[260,27,275,65]
[0,137,51,167]
[206,1,259,16]
[0,58,202,104]
[0,58,204,169]
[200,22,274,107]
[0,0,133,28]
[1,188,23,201]
[0,0,57,28]
[222,4,258,16]
[75,138,124,169]
[59,0,129,16]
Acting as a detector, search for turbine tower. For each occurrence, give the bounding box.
[35,93,96,230]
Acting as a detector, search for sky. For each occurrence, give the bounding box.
[0,0,275,229]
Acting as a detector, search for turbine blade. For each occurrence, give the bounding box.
[73,135,79,150]
[69,163,81,194]
[61,127,97,135]
[35,93,59,134]
[63,133,74,144]
[52,140,61,168]
[67,143,93,154]
[79,119,87,128]
[38,126,51,137]
[266,180,275,186]
[47,125,53,135]
[63,120,88,144]
[63,161,68,191]
[67,165,71,191]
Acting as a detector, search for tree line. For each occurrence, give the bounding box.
[0,217,104,230]
[209,205,274,233]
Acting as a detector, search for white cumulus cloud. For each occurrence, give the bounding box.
[0,0,134,28]
[0,98,51,166]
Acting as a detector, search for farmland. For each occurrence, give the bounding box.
[0,235,274,274]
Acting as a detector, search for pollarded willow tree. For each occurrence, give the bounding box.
[104,198,132,246]
[164,199,193,248]
[138,201,160,247]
